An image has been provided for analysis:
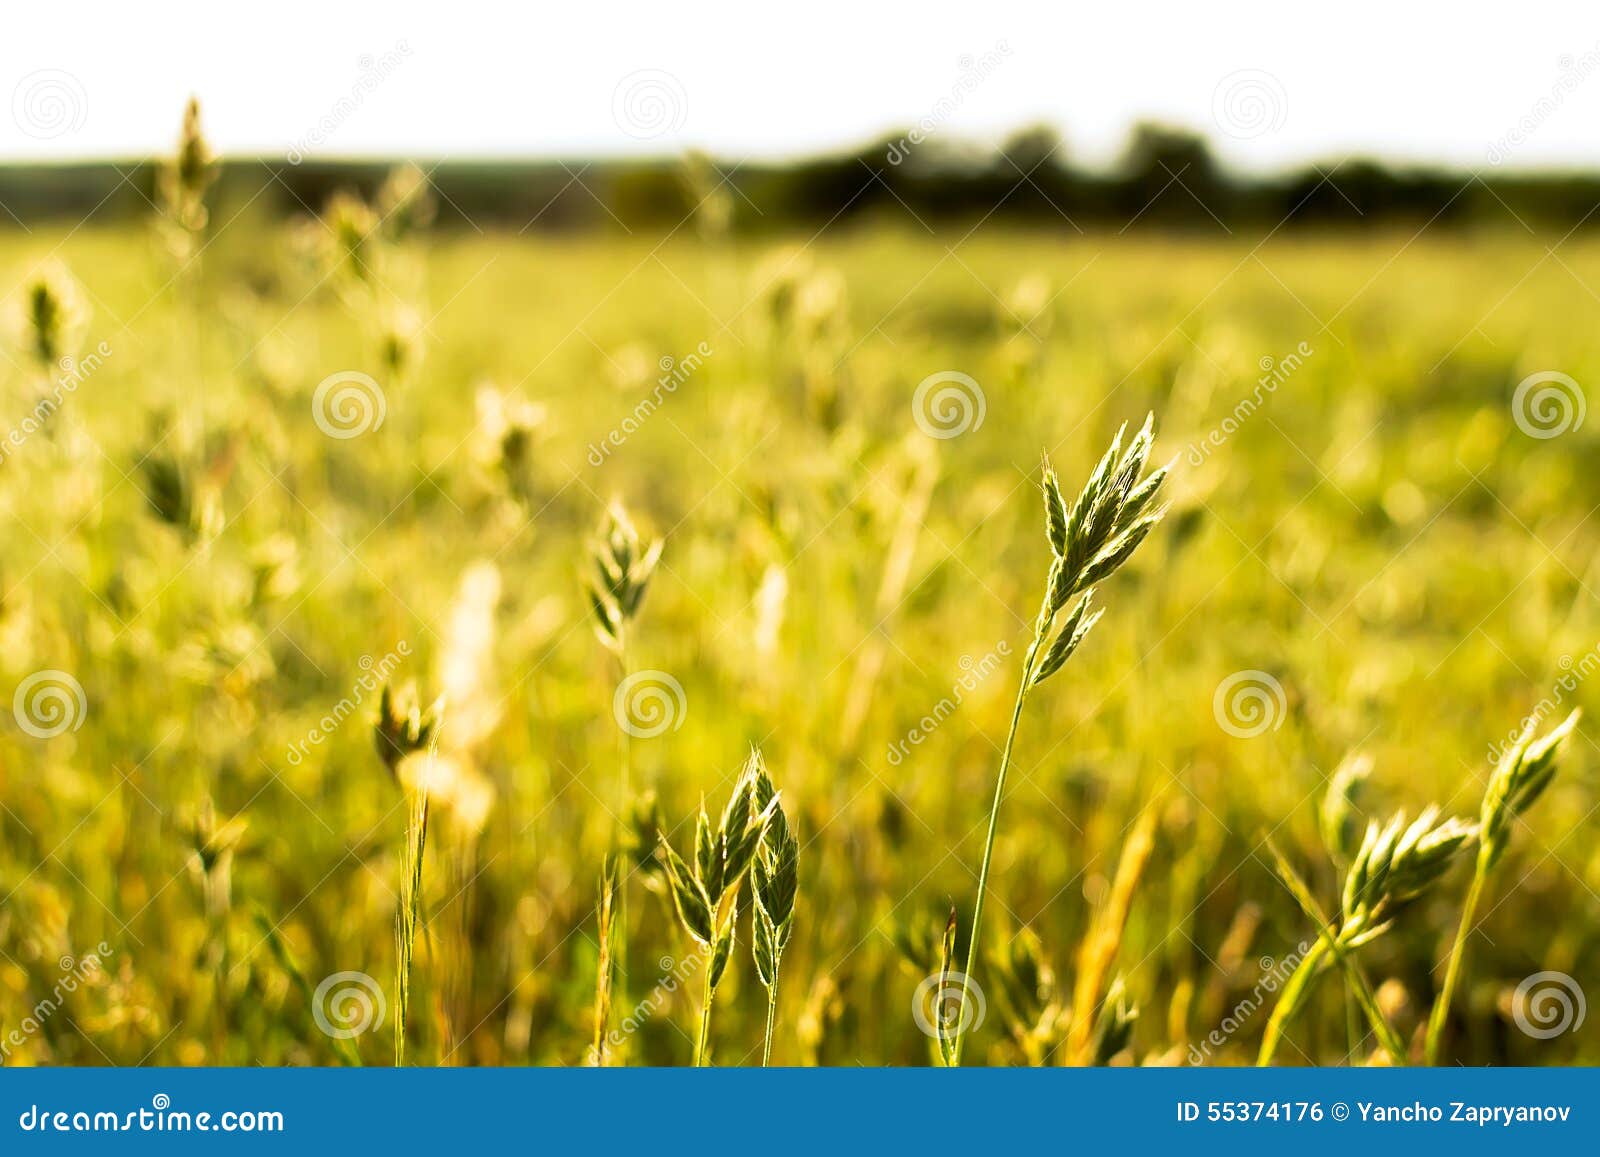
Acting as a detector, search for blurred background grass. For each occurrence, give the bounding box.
[1,188,1598,1065]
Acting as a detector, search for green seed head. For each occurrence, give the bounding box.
[987,926,1057,1044]
[659,835,714,945]
[187,795,246,875]
[1031,413,1172,683]
[624,791,665,881]
[587,502,663,654]
[158,97,217,245]
[1341,806,1477,936]
[750,751,800,989]
[1320,752,1373,865]
[373,682,440,776]
[658,754,779,959]
[709,895,738,992]
[1089,974,1139,1065]
[20,263,87,368]
[377,162,437,242]
[173,97,216,198]
[326,191,379,286]
[1481,709,1580,869]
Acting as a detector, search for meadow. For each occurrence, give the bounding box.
[1,152,1597,1066]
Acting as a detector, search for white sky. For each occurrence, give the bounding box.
[4,2,1600,172]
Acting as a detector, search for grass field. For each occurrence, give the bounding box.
[2,192,1597,1066]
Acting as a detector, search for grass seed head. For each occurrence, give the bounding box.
[377,162,437,242]
[1040,457,1069,556]
[889,902,953,976]
[623,790,665,882]
[157,97,218,253]
[587,502,663,653]
[709,896,738,991]
[1340,806,1477,938]
[1030,412,1171,681]
[185,796,246,879]
[1089,974,1139,1065]
[379,302,425,382]
[659,835,715,943]
[327,191,380,286]
[987,926,1061,1055]
[171,98,217,199]
[1052,413,1171,600]
[1320,752,1374,865]
[1031,589,1103,685]
[658,754,778,955]
[1481,709,1580,869]
[750,751,799,988]
[374,681,441,776]
[19,262,87,368]
[139,446,222,541]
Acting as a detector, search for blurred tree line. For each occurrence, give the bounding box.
[5,123,1595,232]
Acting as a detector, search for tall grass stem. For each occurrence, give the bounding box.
[952,640,1037,1065]
[1424,859,1488,1064]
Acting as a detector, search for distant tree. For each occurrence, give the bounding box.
[1115,122,1228,227]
